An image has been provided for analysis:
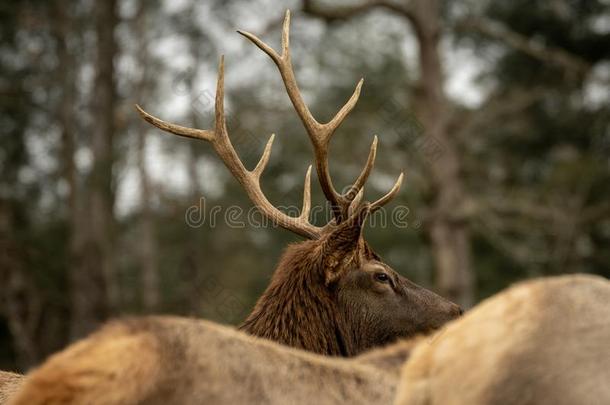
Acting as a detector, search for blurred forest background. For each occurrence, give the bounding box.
[1,0,609,371]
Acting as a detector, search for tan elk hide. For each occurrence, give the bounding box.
[10,274,608,405]
[136,9,461,356]
[0,371,22,404]
[9,316,419,405]
[395,274,610,405]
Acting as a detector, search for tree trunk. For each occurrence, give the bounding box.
[183,11,207,315]
[137,133,159,311]
[134,3,160,312]
[408,0,474,307]
[70,0,119,339]
[301,0,475,306]
[0,201,42,370]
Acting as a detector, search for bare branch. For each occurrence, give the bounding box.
[302,0,414,21]
[456,17,591,76]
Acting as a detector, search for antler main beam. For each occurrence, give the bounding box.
[137,10,404,240]
[136,56,321,239]
[238,10,402,222]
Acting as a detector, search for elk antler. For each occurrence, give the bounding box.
[238,10,403,222]
[136,57,321,239]
[136,10,403,239]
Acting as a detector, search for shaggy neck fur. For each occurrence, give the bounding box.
[239,240,348,356]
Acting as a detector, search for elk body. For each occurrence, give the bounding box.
[0,372,22,404]
[9,274,609,405]
[395,274,610,405]
[136,10,460,356]
[8,316,417,405]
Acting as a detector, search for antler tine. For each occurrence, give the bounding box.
[135,106,214,141]
[253,134,275,179]
[237,11,322,139]
[238,10,371,222]
[347,188,365,217]
[300,165,313,221]
[327,78,363,136]
[136,56,322,240]
[237,31,281,64]
[215,56,228,134]
[370,173,404,213]
[281,7,291,58]
[342,135,378,203]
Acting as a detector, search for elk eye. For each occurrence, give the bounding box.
[374,273,389,283]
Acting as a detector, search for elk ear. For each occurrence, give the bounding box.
[321,203,371,285]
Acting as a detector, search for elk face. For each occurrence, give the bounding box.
[322,205,462,355]
[335,260,462,353]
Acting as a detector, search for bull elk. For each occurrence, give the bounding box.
[135,10,461,356]
[0,10,461,403]
[8,274,609,405]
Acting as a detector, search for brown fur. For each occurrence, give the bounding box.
[240,205,461,355]
[10,316,410,405]
[9,322,162,405]
[10,274,608,405]
[0,371,23,404]
[395,274,610,405]
[240,238,346,354]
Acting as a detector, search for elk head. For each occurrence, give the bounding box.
[137,10,461,356]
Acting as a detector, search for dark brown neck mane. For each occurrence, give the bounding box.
[239,240,348,356]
